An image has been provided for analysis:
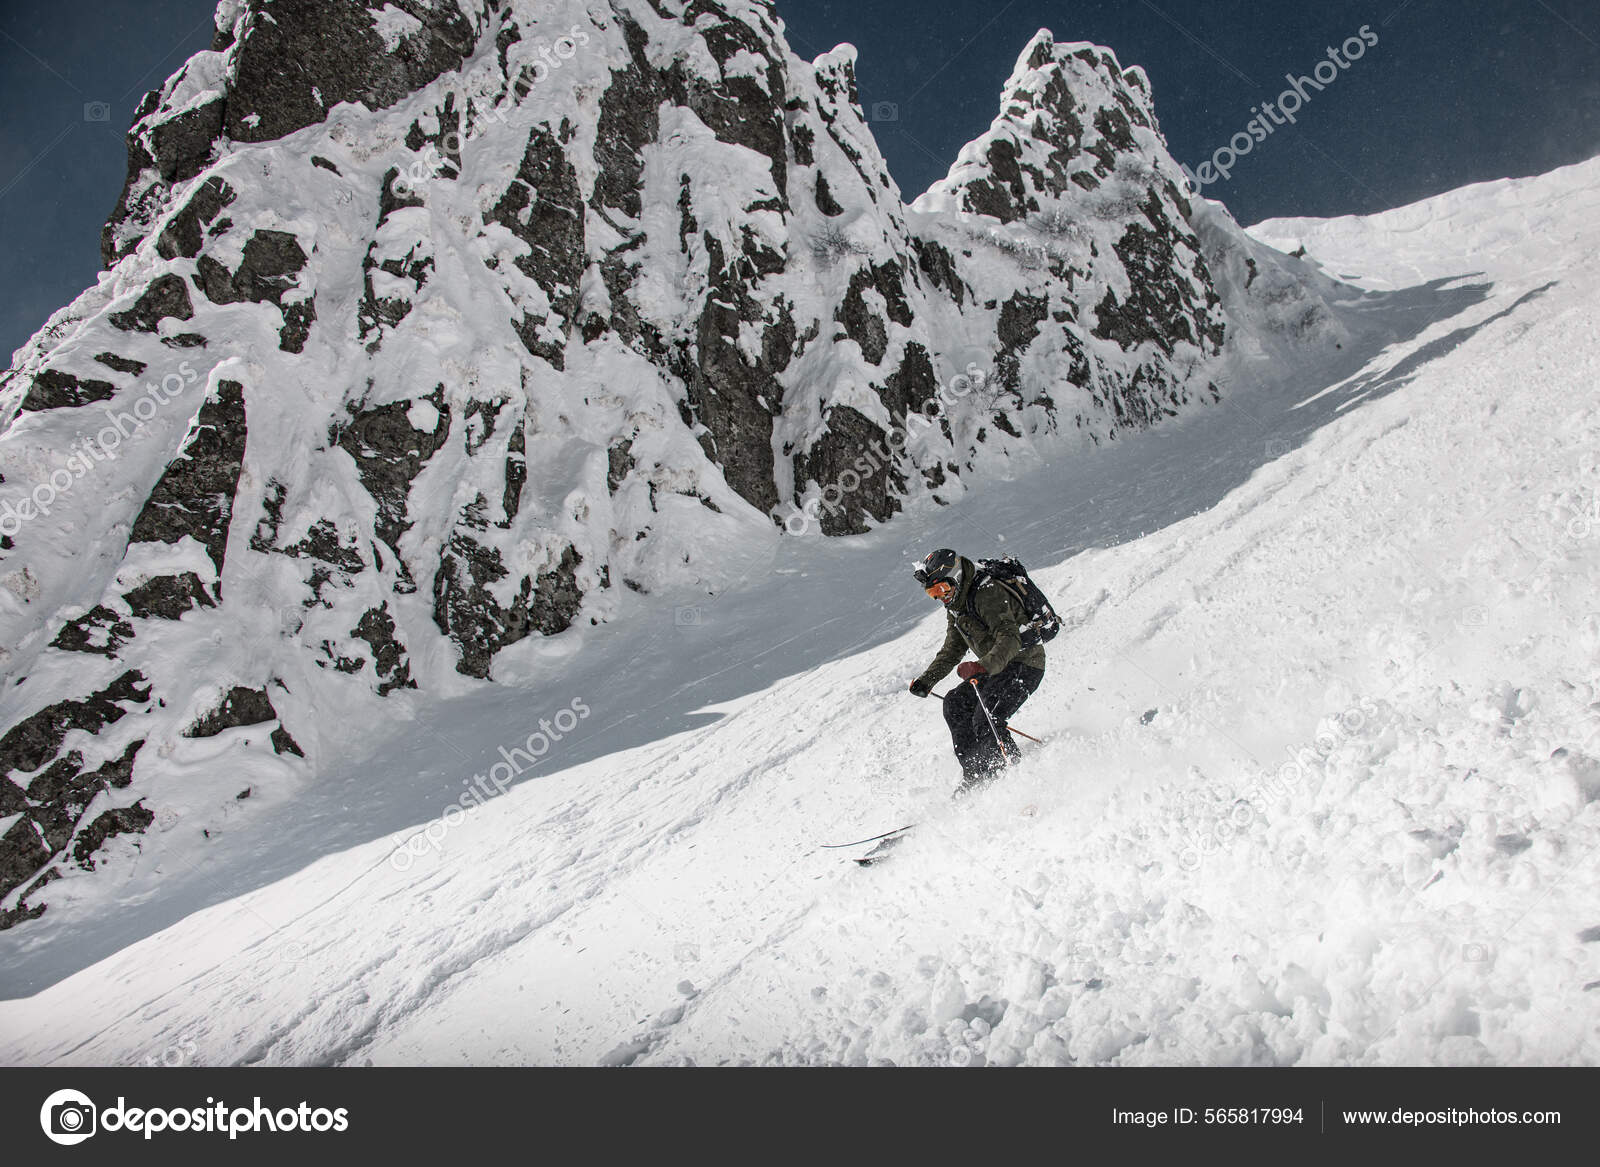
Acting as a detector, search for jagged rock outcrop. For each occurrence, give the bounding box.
[0,1,1341,928]
[0,673,150,909]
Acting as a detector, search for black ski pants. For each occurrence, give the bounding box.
[942,659,1045,790]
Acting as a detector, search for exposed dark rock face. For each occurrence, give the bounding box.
[433,538,583,679]
[837,262,913,367]
[998,293,1050,352]
[911,238,967,306]
[51,607,136,657]
[195,230,308,306]
[1092,192,1225,358]
[181,685,300,755]
[607,438,636,494]
[72,801,154,869]
[102,98,163,267]
[149,98,226,187]
[124,379,248,613]
[334,388,450,565]
[814,173,844,217]
[902,29,1228,459]
[20,370,117,412]
[278,299,317,353]
[285,520,366,575]
[791,405,903,535]
[880,342,939,421]
[191,227,316,350]
[354,171,432,352]
[94,353,147,375]
[124,575,215,621]
[160,333,209,349]
[684,236,782,514]
[103,0,479,265]
[0,822,50,921]
[109,274,194,333]
[591,19,666,221]
[0,674,149,789]
[223,0,478,146]
[500,416,527,525]
[183,685,278,738]
[26,741,143,857]
[486,126,585,368]
[352,604,415,695]
[0,673,150,909]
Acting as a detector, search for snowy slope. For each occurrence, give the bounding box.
[2,157,1598,1065]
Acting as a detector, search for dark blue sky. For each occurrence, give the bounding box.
[3,0,1597,360]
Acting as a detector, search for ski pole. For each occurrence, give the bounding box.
[931,690,1038,745]
[821,824,916,849]
[971,681,1020,763]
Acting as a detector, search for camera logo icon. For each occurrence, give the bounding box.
[673,605,702,627]
[870,101,899,122]
[83,101,111,123]
[40,1088,97,1145]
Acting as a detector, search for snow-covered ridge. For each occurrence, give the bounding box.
[1249,154,1600,289]
[0,3,1338,935]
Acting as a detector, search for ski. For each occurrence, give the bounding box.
[855,831,912,866]
[820,824,915,849]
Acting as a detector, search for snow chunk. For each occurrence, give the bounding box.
[370,4,424,52]
[407,399,440,432]
[213,0,247,38]
[113,536,218,592]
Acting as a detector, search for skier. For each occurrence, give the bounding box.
[908,548,1046,792]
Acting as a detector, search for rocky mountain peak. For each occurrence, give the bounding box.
[915,29,1177,226]
[104,0,485,267]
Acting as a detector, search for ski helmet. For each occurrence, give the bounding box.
[913,548,961,601]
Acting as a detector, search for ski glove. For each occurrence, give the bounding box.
[956,662,987,681]
[909,677,932,698]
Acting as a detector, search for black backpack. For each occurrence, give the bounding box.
[965,556,1062,649]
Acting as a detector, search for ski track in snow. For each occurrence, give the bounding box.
[4,161,1600,1065]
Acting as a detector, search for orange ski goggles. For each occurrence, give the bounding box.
[924,580,955,602]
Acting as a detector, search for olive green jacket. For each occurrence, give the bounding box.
[915,557,1047,689]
